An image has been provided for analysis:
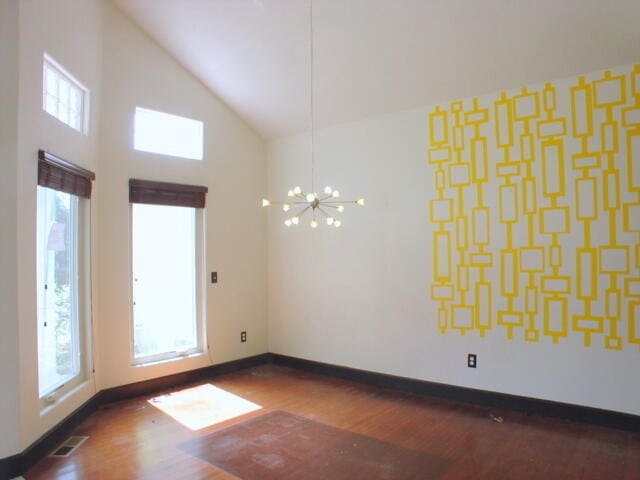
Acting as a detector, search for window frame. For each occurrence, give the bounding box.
[36,151,94,407]
[42,53,90,135]
[133,107,204,161]
[128,179,208,366]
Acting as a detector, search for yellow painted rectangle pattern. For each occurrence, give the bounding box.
[499,184,518,223]
[431,284,454,301]
[525,287,538,314]
[496,163,520,177]
[603,170,620,210]
[576,177,597,220]
[544,297,568,336]
[550,245,562,267]
[605,289,621,319]
[457,265,469,292]
[471,138,488,182]
[520,133,534,162]
[622,107,640,127]
[428,147,451,164]
[522,177,537,214]
[472,207,490,245]
[630,302,640,344]
[573,316,603,333]
[537,118,566,138]
[470,253,493,267]
[456,217,468,250]
[542,141,565,197]
[577,249,597,300]
[625,279,640,297]
[500,250,518,297]
[452,305,474,329]
[541,276,571,294]
[434,232,451,281]
[572,153,600,170]
[475,282,492,328]
[601,121,618,154]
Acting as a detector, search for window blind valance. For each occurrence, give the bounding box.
[38,150,96,199]
[129,179,208,208]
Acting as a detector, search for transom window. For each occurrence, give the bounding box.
[43,54,89,134]
[133,107,204,160]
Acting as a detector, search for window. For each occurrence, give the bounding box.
[43,54,89,134]
[133,107,204,160]
[37,150,94,402]
[130,179,207,364]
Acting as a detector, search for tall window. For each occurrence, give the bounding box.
[43,54,89,134]
[37,150,94,401]
[130,179,207,364]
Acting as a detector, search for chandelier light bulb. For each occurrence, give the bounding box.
[284,219,292,227]
[356,198,365,206]
[326,217,334,225]
[337,205,344,212]
[291,216,300,225]
[324,186,332,194]
[332,190,340,198]
[310,219,318,228]
[287,190,294,197]
[306,193,315,202]
[293,186,302,195]
[334,220,342,228]
[262,198,271,207]
[283,204,291,212]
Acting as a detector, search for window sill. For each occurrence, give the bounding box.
[39,377,93,416]
[132,350,207,368]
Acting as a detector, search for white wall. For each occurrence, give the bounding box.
[15,0,104,453]
[0,0,22,460]
[267,68,640,415]
[95,1,268,390]
[2,0,268,458]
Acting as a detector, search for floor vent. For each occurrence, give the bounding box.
[49,436,89,458]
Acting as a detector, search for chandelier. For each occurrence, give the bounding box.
[261,0,364,228]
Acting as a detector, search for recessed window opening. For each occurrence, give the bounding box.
[43,54,89,134]
[130,179,207,365]
[134,107,204,160]
[36,150,95,403]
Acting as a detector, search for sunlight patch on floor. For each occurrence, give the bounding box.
[148,383,261,430]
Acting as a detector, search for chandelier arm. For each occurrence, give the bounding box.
[295,205,312,217]
[316,206,331,218]
[320,204,340,209]
[319,200,358,204]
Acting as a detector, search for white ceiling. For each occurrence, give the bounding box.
[112,0,640,139]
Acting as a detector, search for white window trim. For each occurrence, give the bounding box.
[43,53,91,135]
[128,205,207,366]
[37,188,93,409]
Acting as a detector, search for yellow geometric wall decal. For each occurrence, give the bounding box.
[427,63,640,350]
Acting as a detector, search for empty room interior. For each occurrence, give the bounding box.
[2,0,640,478]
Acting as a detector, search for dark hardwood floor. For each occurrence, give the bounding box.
[26,364,640,479]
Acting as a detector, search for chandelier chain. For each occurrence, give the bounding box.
[309,0,315,194]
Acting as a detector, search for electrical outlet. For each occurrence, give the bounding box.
[211,272,218,284]
[241,331,247,343]
[468,353,477,368]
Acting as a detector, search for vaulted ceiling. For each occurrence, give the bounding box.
[112,0,640,139]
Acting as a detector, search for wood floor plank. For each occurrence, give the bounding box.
[25,364,640,479]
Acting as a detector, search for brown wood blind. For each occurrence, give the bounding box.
[38,150,96,199]
[129,179,208,208]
